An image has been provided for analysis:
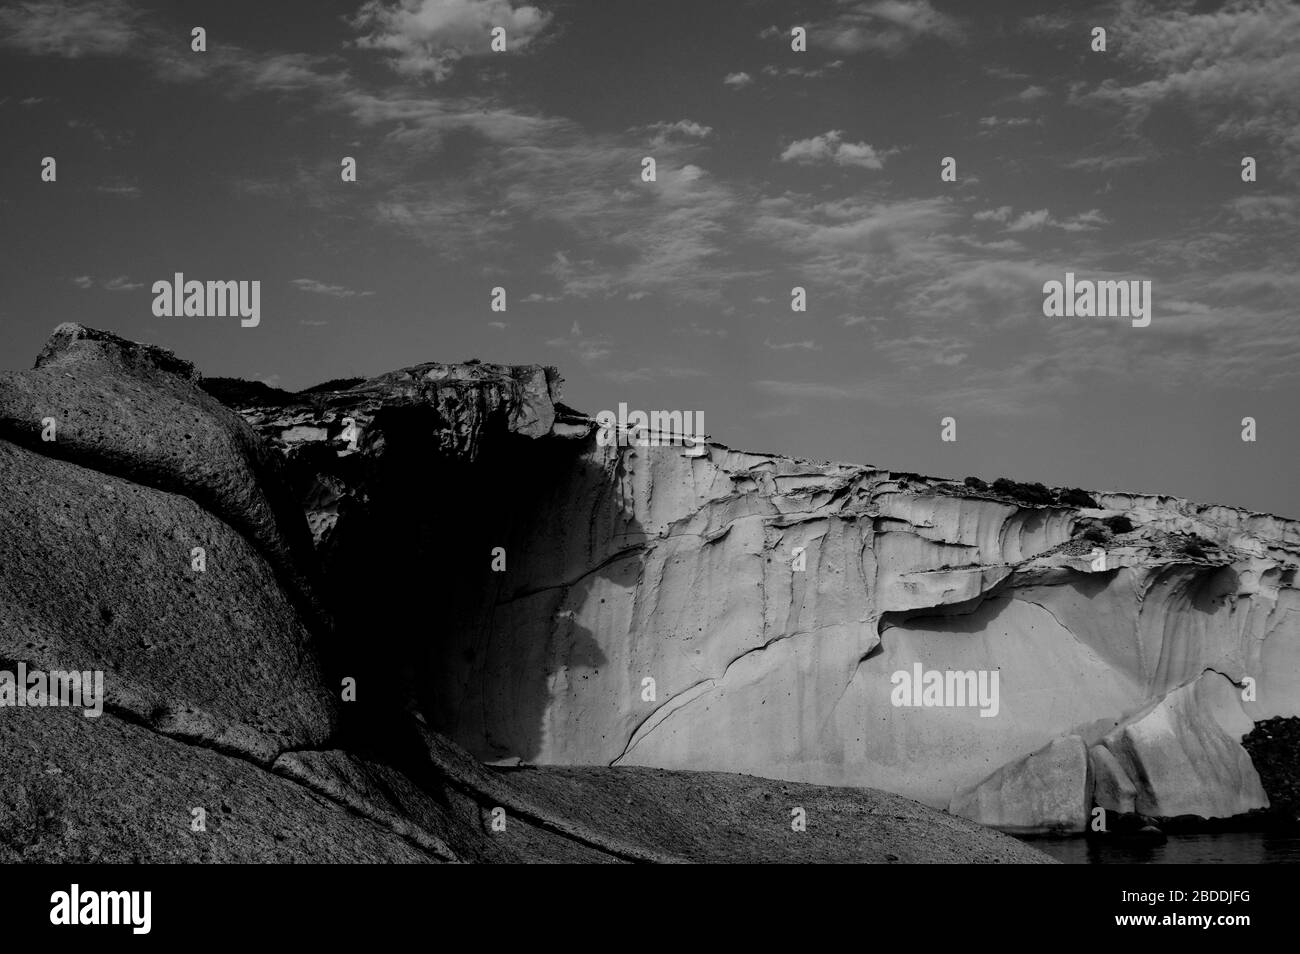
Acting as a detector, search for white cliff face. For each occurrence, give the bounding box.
[233,374,1300,833]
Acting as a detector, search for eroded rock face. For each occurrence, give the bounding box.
[230,364,1300,834]
[1097,672,1268,820]
[3,325,1045,863]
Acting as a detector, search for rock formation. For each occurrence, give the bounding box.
[0,325,1047,862]
[226,352,1299,837]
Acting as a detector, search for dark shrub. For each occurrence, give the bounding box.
[992,477,1054,506]
[199,376,297,408]
[1058,487,1099,508]
[1080,525,1109,544]
[1104,515,1135,534]
[299,376,366,394]
[963,476,988,491]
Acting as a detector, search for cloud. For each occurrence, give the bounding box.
[290,278,375,297]
[723,71,752,88]
[350,0,552,79]
[1062,209,1109,231]
[984,64,1029,80]
[877,334,969,369]
[765,339,821,351]
[1016,84,1049,101]
[1226,194,1300,224]
[95,180,141,198]
[839,313,884,328]
[643,119,713,148]
[0,1,358,103]
[973,206,1013,224]
[977,115,1036,130]
[1075,0,1300,171]
[71,274,141,291]
[1005,209,1053,232]
[812,0,961,55]
[545,331,612,364]
[1064,154,1149,172]
[0,0,139,57]
[1019,12,1074,34]
[600,366,706,383]
[677,323,728,338]
[752,378,909,405]
[779,130,890,169]
[761,60,844,79]
[977,207,1109,232]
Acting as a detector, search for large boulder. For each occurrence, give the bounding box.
[0,438,337,761]
[0,324,321,613]
[950,735,1092,835]
[0,706,441,863]
[1097,672,1269,819]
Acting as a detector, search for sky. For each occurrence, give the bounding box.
[1,0,1297,516]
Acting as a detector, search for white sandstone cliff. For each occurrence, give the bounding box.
[233,367,1300,834]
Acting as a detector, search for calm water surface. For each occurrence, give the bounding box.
[1030,831,1300,864]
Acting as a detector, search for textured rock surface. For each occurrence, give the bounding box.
[503,765,1053,863]
[0,439,336,762]
[1090,745,1138,815]
[0,324,321,611]
[0,325,1049,862]
[950,736,1091,835]
[1096,672,1268,820]
[0,707,437,863]
[229,362,1300,834]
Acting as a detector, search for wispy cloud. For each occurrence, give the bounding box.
[765,338,821,351]
[974,206,1110,232]
[1074,0,1300,171]
[290,278,375,298]
[642,119,713,148]
[1064,154,1149,173]
[0,0,139,57]
[70,274,142,291]
[810,0,961,55]
[349,0,552,79]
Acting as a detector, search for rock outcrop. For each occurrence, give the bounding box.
[227,357,1300,835]
[0,325,1048,862]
